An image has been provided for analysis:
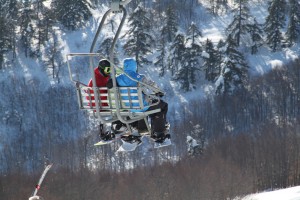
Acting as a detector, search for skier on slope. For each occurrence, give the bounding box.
[105,58,170,144]
[87,59,126,140]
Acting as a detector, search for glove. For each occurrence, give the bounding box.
[155,92,164,97]
[106,79,113,89]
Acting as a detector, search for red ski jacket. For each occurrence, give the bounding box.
[87,67,110,107]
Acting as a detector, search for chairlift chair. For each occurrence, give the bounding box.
[66,0,163,134]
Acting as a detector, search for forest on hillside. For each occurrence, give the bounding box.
[1,0,300,199]
[2,58,300,199]
[1,0,299,92]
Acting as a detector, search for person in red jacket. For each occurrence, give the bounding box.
[87,59,111,107]
[87,59,126,141]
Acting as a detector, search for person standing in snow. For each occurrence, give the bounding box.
[112,58,170,143]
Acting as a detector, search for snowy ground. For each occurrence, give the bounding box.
[240,186,300,200]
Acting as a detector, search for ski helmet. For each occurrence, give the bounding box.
[98,59,111,76]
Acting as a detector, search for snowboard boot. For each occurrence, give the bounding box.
[165,122,170,129]
[152,130,171,144]
[111,121,127,134]
[151,121,171,143]
[100,131,115,141]
[121,135,142,145]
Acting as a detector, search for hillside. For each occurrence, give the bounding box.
[1,0,300,199]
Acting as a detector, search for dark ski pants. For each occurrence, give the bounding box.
[117,100,168,133]
[149,100,168,133]
[131,100,168,133]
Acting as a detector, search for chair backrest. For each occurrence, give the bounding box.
[75,82,161,125]
[80,86,146,110]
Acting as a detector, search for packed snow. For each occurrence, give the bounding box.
[241,186,300,200]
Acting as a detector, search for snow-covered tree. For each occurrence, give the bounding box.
[44,31,64,83]
[161,5,178,43]
[0,0,18,18]
[285,0,300,46]
[18,0,54,57]
[202,39,221,82]
[174,22,202,91]
[264,0,286,52]
[249,18,264,54]
[169,33,185,76]
[226,0,252,47]
[155,6,179,76]
[216,34,248,94]
[0,0,18,26]
[187,136,202,156]
[51,0,91,30]
[31,0,53,54]
[0,0,18,63]
[0,16,12,68]
[123,5,154,68]
[19,0,36,57]
[97,37,119,66]
[186,22,202,45]
[155,32,168,77]
[209,0,230,15]
[175,43,202,91]
[187,124,205,157]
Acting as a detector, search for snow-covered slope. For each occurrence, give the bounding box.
[241,186,300,200]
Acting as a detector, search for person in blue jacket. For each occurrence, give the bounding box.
[115,58,169,143]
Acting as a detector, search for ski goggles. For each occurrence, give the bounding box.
[101,66,111,74]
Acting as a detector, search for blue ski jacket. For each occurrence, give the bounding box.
[116,58,149,111]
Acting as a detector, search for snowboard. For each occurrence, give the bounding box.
[93,130,124,146]
[153,138,172,148]
[116,124,172,152]
[116,138,142,152]
[94,124,172,151]
[116,136,171,152]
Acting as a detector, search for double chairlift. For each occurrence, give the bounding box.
[66,0,164,134]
